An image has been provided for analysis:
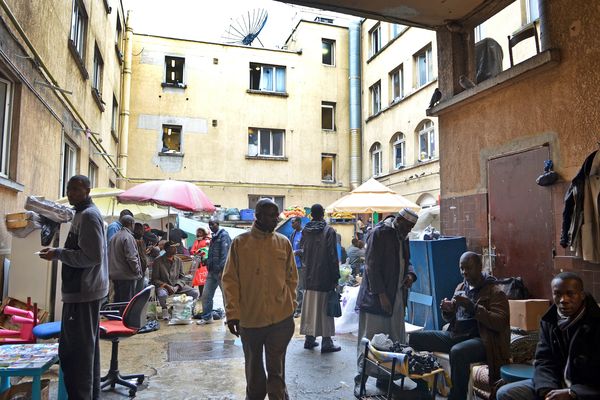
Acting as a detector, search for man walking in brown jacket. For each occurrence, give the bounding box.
[409,251,510,400]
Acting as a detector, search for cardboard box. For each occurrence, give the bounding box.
[509,299,550,331]
[0,379,49,400]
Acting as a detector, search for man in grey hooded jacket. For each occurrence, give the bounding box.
[40,175,109,400]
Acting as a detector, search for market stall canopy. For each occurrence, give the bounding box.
[325,178,419,214]
[56,187,170,221]
[117,180,216,213]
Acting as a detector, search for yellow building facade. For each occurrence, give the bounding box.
[0,0,125,257]
[126,20,351,211]
[360,20,440,207]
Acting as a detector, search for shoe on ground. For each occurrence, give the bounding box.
[162,309,169,320]
[196,316,213,325]
[303,336,319,349]
[321,344,341,353]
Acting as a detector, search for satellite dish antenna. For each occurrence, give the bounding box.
[222,9,268,46]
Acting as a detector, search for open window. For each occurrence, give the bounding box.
[164,56,185,88]
[322,39,335,65]
[161,125,182,153]
[321,154,336,182]
[369,81,381,115]
[321,102,335,131]
[369,24,381,57]
[248,128,284,158]
[249,63,286,93]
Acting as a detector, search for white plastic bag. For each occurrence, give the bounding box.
[335,285,360,335]
[168,294,194,325]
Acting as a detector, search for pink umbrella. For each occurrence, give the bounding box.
[117,180,216,213]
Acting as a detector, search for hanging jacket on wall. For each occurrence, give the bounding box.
[560,151,598,253]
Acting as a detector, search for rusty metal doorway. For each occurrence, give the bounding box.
[488,146,554,299]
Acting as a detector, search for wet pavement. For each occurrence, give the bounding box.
[34,290,444,399]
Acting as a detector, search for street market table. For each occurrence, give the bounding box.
[0,343,66,400]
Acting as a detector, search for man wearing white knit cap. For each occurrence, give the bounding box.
[354,208,418,394]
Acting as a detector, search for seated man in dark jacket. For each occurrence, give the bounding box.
[497,272,600,400]
[409,252,510,400]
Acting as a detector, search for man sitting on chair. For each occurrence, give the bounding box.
[409,252,510,400]
[151,240,198,320]
[497,272,600,400]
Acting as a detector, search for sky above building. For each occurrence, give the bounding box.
[121,0,357,48]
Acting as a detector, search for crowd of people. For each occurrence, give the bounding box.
[38,174,600,400]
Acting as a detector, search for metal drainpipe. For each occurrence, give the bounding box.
[118,11,134,188]
[348,21,362,190]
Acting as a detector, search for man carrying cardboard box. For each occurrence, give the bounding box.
[497,272,600,400]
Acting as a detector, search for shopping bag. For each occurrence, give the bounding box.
[192,265,208,287]
[326,289,342,318]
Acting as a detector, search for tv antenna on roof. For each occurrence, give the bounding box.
[222,9,268,47]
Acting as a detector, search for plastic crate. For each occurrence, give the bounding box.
[240,209,255,221]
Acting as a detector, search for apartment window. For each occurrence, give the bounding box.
[392,133,405,169]
[474,24,485,43]
[92,45,103,95]
[526,0,540,22]
[248,128,284,158]
[322,39,335,65]
[415,45,434,88]
[115,17,123,59]
[164,56,185,86]
[390,66,404,102]
[161,125,182,153]
[321,102,335,131]
[249,63,286,93]
[111,96,119,140]
[321,154,335,182]
[88,161,98,188]
[370,81,381,115]
[391,24,406,38]
[370,143,382,177]
[249,195,284,211]
[417,120,436,161]
[370,24,381,56]
[0,77,12,178]
[62,140,78,196]
[69,0,87,58]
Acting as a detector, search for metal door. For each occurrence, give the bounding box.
[488,146,554,298]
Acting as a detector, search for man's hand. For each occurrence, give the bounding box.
[440,298,455,313]
[545,389,573,400]
[39,248,56,261]
[402,274,414,289]
[378,293,392,315]
[164,285,175,295]
[453,295,475,313]
[227,319,240,337]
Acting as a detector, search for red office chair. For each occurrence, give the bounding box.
[99,285,154,397]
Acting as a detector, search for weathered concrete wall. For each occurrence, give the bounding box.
[127,21,350,210]
[439,0,600,298]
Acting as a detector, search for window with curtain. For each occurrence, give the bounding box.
[392,133,405,169]
[390,66,403,102]
[417,120,436,161]
[88,162,98,188]
[370,81,381,115]
[249,63,286,93]
[248,128,285,157]
[0,77,12,178]
[371,143,382,177]
[415,45,433,88]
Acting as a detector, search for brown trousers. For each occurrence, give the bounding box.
[240,316,295,400]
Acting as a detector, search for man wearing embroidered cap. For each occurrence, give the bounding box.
[354,208,419,393]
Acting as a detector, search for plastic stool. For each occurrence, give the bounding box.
[32,321,62,340]
[500,364,534,383]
